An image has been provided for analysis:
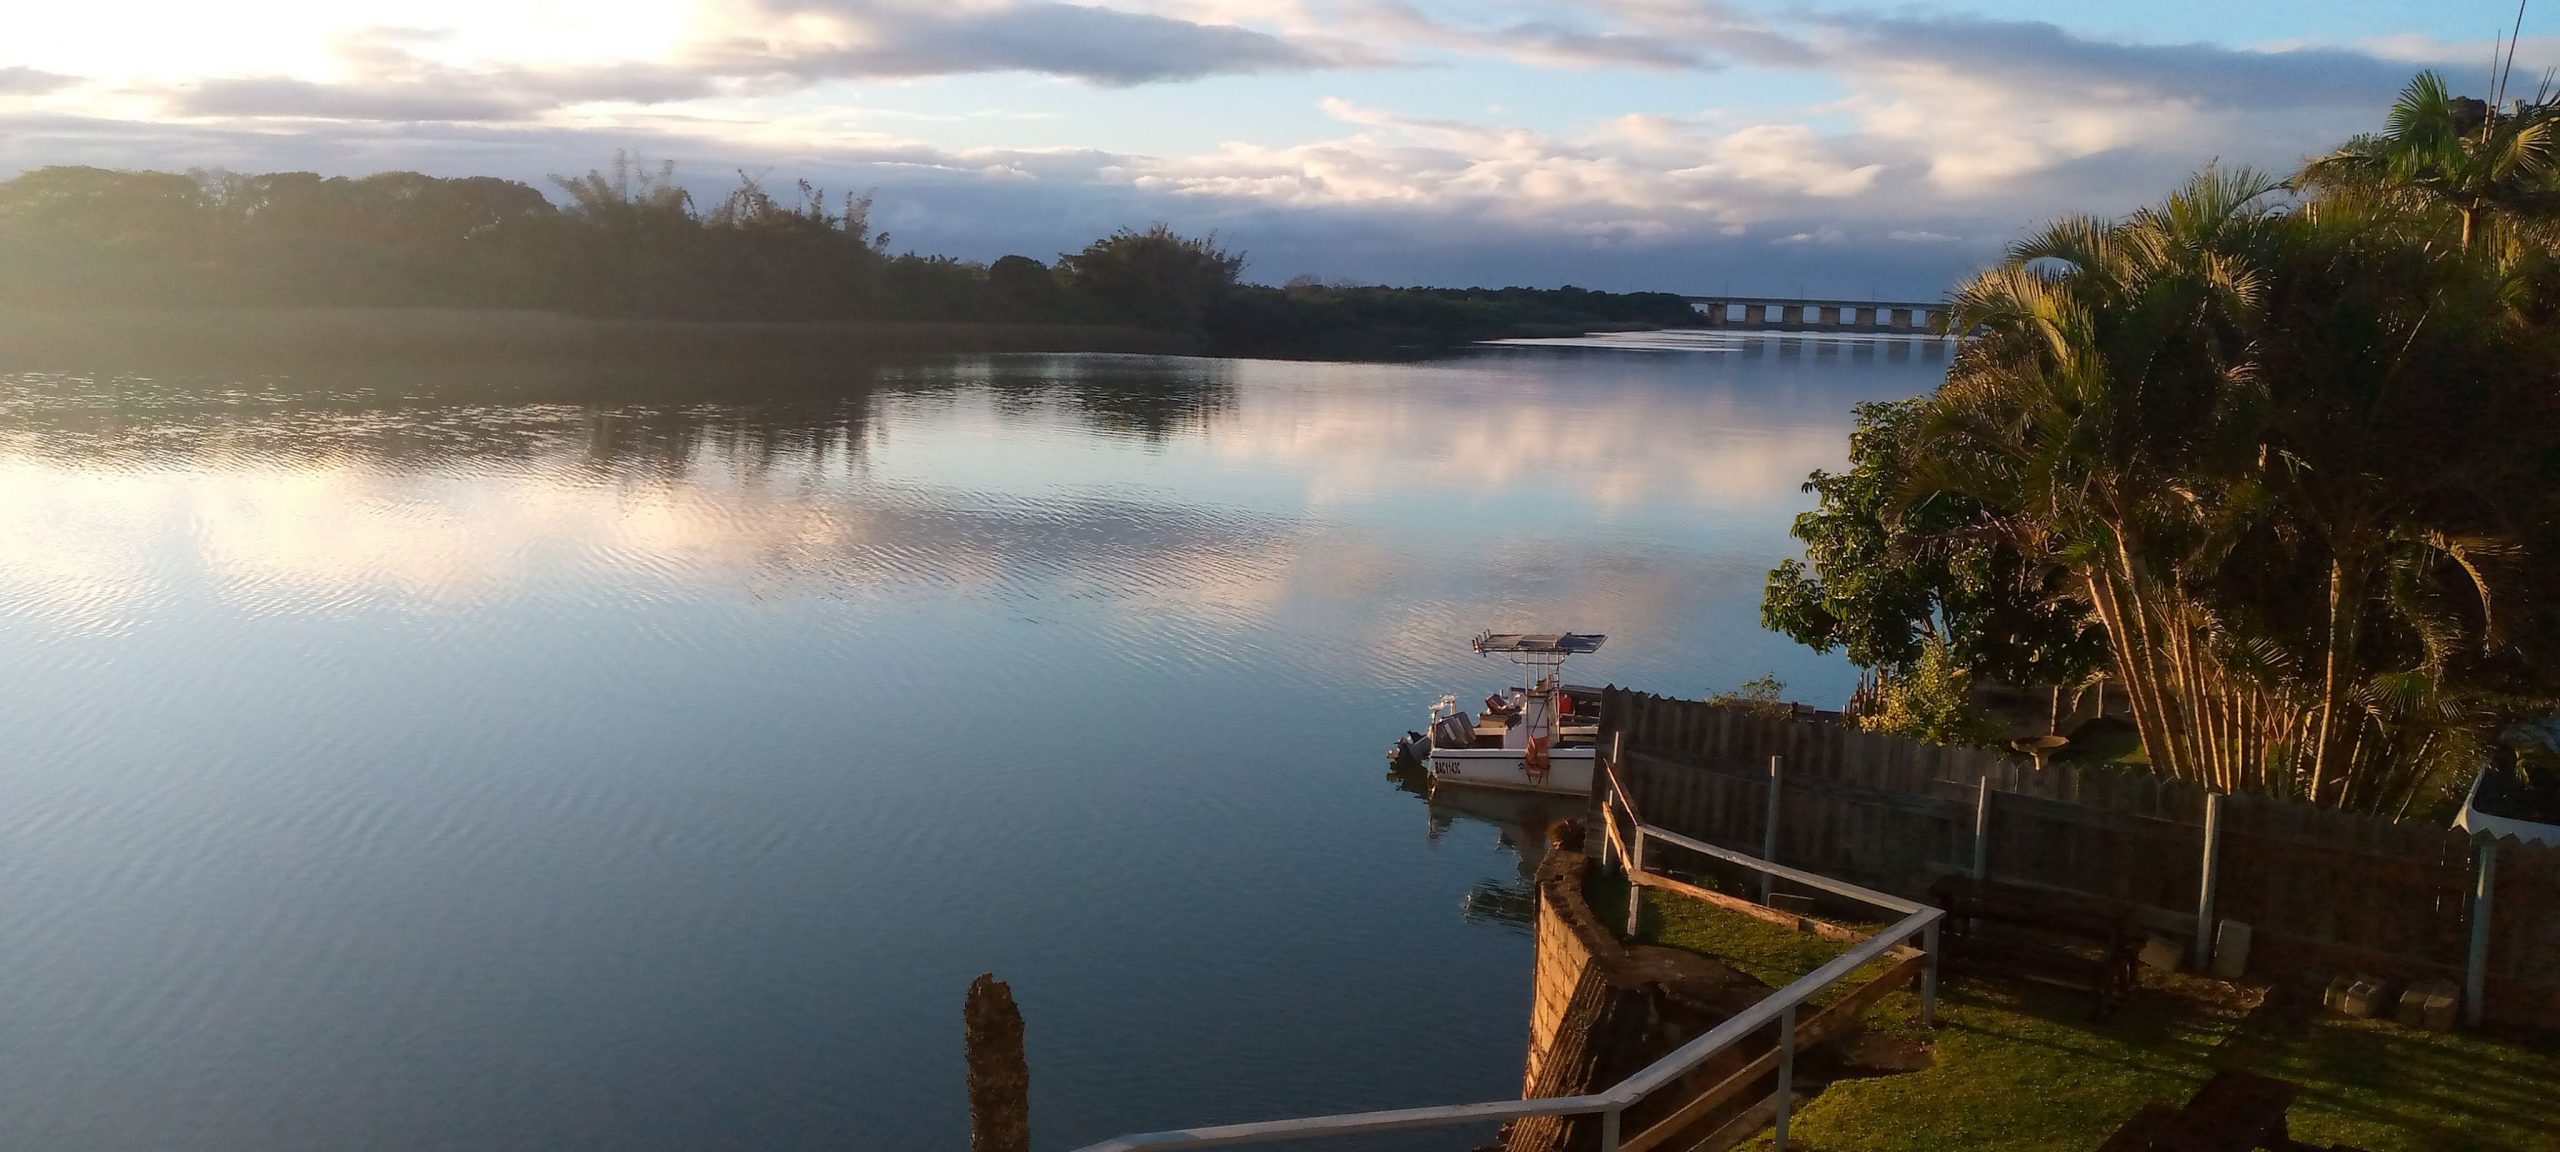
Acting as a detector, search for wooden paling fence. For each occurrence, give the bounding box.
[1595,688,2560,1031]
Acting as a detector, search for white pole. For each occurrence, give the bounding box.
[1761,755,1781,905]
[2466,838,2499,1028]
[2194,793,2224,971]
[1599,733,1622,872]
[1971,776,1991,881]
[1626,828,1646,938]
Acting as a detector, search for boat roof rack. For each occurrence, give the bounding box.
[1472,632,1606,655]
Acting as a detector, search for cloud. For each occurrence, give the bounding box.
[173,78,537,123]
[708,0,1378,85]
[152,3,1377,124]
[0,67,79,96]
[1823,16,2431,109]
[0,2,2497,293]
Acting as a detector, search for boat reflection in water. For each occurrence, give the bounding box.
[1389,760,1585,932]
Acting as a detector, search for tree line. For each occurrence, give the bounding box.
[0,151,1697,357]
[1764,72,2560,815]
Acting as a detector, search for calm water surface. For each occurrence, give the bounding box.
[0,335,1943,1151]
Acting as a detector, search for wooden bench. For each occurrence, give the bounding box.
[1928,874,2143,1018]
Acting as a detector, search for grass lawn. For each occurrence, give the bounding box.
[1598,881,2560,1152]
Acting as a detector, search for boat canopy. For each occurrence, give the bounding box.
[1472,632,1606,655]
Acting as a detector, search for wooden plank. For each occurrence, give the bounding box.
[1626,870,1874,947]
[1995,790,2195,836]
[1620,951,1924,1152]
[1626,751,1969,823]
[1622,1044,1780,1152]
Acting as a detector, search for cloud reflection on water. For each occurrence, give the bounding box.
[0,345,1938,697]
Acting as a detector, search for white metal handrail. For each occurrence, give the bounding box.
[1067,778,1943,1152]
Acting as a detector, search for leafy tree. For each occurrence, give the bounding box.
[987,254,1061,318]
[1056,224,1243,329]
[1706,674,1793,720]
[1763,398,2103,692]
[1859,638,2005,747]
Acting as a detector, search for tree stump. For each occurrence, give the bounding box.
[965,973,1031,1152]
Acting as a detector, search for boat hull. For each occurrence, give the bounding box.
[1428,747,1594,796]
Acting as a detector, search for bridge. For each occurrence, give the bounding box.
[1683,295,1949,334]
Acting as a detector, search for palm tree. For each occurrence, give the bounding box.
[1918,167,2553,810]
[1921,168,2283,790]
[2297,71,2560,254]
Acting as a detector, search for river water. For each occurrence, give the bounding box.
[0,334,1943,1151]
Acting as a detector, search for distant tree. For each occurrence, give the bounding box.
[0,161,1714,350]
[551,150,693,223]
[987,254,1060,317]
[1705,674,1793,720]
[1056,224,1243,329]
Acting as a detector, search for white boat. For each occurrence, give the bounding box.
[1390,632,1606,797]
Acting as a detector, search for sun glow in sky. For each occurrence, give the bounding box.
[3,1,2550,291]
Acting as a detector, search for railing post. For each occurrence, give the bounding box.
[1598,734,1621,872]
[1760,755,1781,905]
[1970,776,1991,881]
[1600,1106,1623,1152]
[2466,836,2499,1028]
[2194,792,2224,971]
[1625,827,1646,938]
[1773,1005,1797,1150]
[1920,918,1940,1028]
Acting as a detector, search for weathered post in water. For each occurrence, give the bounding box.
[965,973,1031,1152]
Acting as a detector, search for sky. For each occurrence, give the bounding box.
[2,0,2553,294]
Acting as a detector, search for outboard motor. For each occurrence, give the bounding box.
[1389,730,1431,770]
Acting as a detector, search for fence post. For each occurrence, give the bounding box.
[2193,793,2224,971]
[1599,1107,1622,1152]
[1920,918,1940,1027]
[1773,1004,1797,1151]
[1971,776,1991,881]
[1761,755,1781,905]
[1625,827,1646,938]
[2465,837,2499,1028]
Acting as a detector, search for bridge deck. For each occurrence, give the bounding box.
[1681,296,1952,334]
